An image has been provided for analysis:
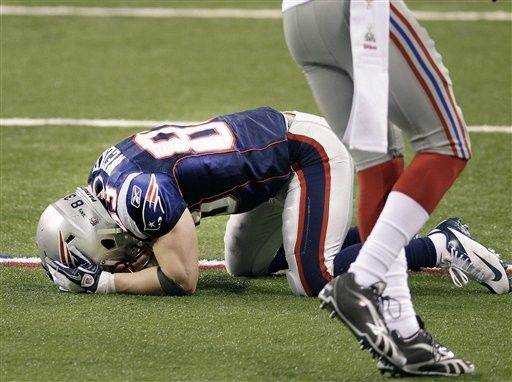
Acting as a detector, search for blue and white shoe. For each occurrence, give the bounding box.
[428,218,511,294]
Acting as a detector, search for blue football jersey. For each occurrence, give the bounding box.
[87,107,293,240]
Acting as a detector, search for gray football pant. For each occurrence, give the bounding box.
[283,0,471,171]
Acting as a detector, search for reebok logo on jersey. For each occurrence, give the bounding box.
[131,185,142,208]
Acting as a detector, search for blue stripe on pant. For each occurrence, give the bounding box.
[288,135,333,296]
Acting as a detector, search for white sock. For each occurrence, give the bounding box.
[349,191,429,287]
[381,252,420,338]
[428,232,447,265]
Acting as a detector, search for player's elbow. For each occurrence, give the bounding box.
[177,260,200,293]
[183,284,197,294]
[179,268,198,294]
[157,263,198,296]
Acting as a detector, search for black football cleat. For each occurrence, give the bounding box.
[429,217,511,294]
[377,327,475,377]
[319,273,406,368]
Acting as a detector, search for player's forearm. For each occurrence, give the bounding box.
[112,266,196,296]
[113,267,163,295]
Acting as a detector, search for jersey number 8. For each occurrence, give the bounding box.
[134,121,235,159]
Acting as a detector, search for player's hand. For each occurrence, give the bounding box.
[109,245,155,273]
[44,246,103,293]
[42,260,85,293]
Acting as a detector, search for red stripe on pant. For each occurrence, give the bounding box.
[390,4,471,156]
[292,165,312,296]
[389,32,459,157]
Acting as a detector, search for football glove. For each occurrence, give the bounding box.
[44,245,104,293]
[42,260,85,293]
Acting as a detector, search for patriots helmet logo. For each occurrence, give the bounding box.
[58,231,74,266]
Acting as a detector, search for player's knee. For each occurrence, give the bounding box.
[225,260,247,277]
[224,243,249,277]
[455,156,469,177]
[224,238,258,277]
[286,271,308,296]
[458,155,470,168]
[224,249,252,277]
[224,245,242,277]
[224,223,244,276]
[285,270,329,297]
[352,151,402,173]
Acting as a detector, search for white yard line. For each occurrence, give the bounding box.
[0,6,281,19]
[3,256,509,275]
[1,118,510,133]
[464,125,512,133]
[0,256,226,270]
[0,118,193,128]
[1,5,510,21]
[413,10,511,21]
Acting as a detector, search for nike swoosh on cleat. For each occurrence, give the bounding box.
[472,251,502,282]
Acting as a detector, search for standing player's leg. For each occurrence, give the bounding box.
[283,3,413,365]
[283,0,420,343]
[346,0,473,375]
[282,113,354,296]
[349,0,472,313]
[353,125,405,240]
[284,0,474,375]
[283,1,406,242]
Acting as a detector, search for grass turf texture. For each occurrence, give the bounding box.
[2,16,511,123]
[1,1,511,381]
[2,267,511,381]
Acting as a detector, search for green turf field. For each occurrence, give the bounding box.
[1,1,511,381]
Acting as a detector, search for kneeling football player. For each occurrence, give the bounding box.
[38,107,355,297]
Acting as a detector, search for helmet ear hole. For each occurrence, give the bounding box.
[101,238,116,250]
[92,176,105,197]
[66,234,75,243]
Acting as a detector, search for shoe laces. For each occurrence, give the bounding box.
[367,282,402,320]
[421,330,453,361]
[377,295,402,320]
[446,246,470,287]
[421,331,440,360]
[459,221,471,236]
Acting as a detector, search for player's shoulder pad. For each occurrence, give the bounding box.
[117,172,187,240]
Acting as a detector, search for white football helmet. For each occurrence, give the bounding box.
[36,187,143,270]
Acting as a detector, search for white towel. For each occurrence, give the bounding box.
[344,0,390,153]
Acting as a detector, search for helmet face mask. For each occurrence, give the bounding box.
[36,187,142,270]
